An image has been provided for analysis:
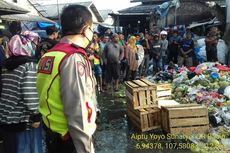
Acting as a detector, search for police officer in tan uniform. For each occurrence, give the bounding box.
[37,5,97,153]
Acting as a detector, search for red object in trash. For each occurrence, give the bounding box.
[189,67,196,72]
[215,102,222,107]
[215,64,230,71]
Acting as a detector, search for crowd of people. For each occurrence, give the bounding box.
[0,3,224,153]
[0,5,98,153]
[83,26,221,93]
[0,19,222,95]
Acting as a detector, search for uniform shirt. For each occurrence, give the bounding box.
[60,51,97,153]
[37,42,97,152]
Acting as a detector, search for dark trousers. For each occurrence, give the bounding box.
[120,59,128,81]
[106,63,120,83]
[102,64,106,85]
[130,71,137,80]
[124,65,130,81]
[139,54,150,77]
[168,44,179,64]
[43,124,76,153]
[125,66,137,81]
[206,46,218,62]
[0,128,17,153]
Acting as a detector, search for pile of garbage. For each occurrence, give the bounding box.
[146,62,230,152]
[171,63,230,152]
[147,64,230,132]
[190,126,230,153]
[188,124,230,153]
[171,63,230,122]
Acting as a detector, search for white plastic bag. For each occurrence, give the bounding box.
[137,45,144,68]
[217,39,228,64]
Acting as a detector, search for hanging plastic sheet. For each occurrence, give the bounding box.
[37,22,60,29]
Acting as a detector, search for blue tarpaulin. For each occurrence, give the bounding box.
[37,22,60,29]
[154,1,171,19]
[32,30,47,38]
[154,0,180,19]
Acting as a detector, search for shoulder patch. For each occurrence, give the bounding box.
[38,56,55,74]
[77,62,86,76]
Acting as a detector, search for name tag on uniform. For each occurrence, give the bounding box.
[38,56,55,74]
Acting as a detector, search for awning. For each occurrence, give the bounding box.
[188,17,221,29]
[118,4,157,15]
[0,14,56,23]
[0,1,29,15]
[37,22,60,29]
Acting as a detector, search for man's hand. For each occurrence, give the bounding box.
[32,122,40,128]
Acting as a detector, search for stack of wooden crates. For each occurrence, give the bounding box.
[125,79,171,132]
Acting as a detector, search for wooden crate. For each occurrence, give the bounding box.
[155,84,172,100]
[125,79,157,109]
[161,104,209,135]
[127,104,161,132]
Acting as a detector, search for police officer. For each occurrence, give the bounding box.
[36,5,96,153]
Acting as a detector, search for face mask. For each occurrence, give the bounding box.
[85,37,93,51]
[84,28,94,50]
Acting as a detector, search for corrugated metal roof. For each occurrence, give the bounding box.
[118,4,157,14]
[0,0,29,15]
[99,9,113,20]
[0,14,56,23]
[131,0,224,2]
[131,0,165,3]
[36,1,103,22]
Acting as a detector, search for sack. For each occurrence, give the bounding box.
[135,52,139,60]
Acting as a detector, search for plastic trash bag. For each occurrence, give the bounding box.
[217,39,228,64]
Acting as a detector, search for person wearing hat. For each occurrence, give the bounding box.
[104,33,124,91]
[160,31,168,69]
[178,32,195,67]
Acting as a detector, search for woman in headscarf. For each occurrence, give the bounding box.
[126,36,139,80]
[0,21,42,153]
